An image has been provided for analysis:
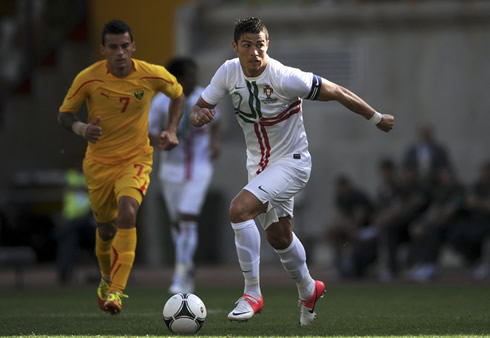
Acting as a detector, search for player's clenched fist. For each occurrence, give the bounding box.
[189,107,216,127]
[159,130,179,150]
[377,114,395,132]
[86,116,102,143]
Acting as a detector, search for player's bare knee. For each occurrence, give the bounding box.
[98,223,117,239]
[229,200,248,223]
[267,232,292,250]
[116,208,137,229]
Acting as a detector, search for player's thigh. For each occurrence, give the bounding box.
[245,159,311,207]
[161,180,182,222]
[114,153,153,206]
[179,171,213,216]
[83,158,118,224]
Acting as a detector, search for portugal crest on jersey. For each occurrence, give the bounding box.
[134,89,144,100]
[264,85,273,99]
[262,84,277,104]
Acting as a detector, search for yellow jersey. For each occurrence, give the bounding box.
[60,59,183,164]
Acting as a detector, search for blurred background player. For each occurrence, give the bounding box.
[189,17,394,325]
[149,57,221,294]
[58,19,184,314]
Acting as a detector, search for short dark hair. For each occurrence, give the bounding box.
[101,19,133,46]
[233,17,269,43]
[166,57,197,78]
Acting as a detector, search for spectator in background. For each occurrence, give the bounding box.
[375,158,400,208]
[149,57,221,294]
[326,175,376,279]
[402,123,451,190]
[408,166,466,282]
[375,163,431,281]
[447,160,490,280]
[56,168,96,285]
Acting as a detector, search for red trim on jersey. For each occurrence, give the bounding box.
[254,123,265,174]
[260,99,301,122]
[252,100,302,173]
[259,100,302,127]
[260,107,301,126]
[140,76,174,84]
[259,124,271,173]
[254,123,272,175]
[67,79,104,100]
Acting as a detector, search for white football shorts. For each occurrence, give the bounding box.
[161,171,212,221]
[244,157,311,229]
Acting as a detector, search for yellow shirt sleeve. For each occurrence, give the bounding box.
[142,62,183,99]
[59,67,98,113]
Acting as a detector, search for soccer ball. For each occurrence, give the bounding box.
[163,293,207,334]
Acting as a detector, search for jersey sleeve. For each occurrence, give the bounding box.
[148,93,170,135]
[201,62,229,106]
[278,66,322,101]
[152,65,183,99]
[59,71,91,113]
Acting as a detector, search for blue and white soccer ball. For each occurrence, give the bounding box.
[163,293,207,334]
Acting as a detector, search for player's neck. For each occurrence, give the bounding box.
[243,67,266,78]
[107,60,134,78]
[109,66,132,78]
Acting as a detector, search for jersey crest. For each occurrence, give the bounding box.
[264,85,273,99]
[134,89,144,100]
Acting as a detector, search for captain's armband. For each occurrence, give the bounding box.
[306,75,322,100]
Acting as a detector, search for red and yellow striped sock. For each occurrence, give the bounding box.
[110,228,137,293]
[95,228,113,279]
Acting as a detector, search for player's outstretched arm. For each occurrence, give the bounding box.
[159,92,185,150]
[189,97,216,127]
[316,78,394,132]
[58,111,102,143]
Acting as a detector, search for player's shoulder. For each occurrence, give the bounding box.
[75,60,106,80]
[133,59,166,75]
[220,58,241,72]
[267,56,302,76]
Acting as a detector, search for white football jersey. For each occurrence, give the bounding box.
[149,86,218,183]
[201,56,321,175]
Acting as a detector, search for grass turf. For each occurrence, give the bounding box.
[0,284,488,337]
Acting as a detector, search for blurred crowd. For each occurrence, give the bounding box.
[327,124,490,282]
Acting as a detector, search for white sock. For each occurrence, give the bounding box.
[231,220,261,298]
[180,220,198,267]
[173,225,185,272]
[274,232,314,300]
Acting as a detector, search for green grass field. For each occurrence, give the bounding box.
[0,284,489,337]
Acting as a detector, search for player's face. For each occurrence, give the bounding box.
[179,66,198,96]
[232,32,269,77]
[101,32,136,78]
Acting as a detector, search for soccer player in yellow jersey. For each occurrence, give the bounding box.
[58,19,185,315]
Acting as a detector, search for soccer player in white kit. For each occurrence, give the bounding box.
[190,17,394,325]
[149,57,221,294]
